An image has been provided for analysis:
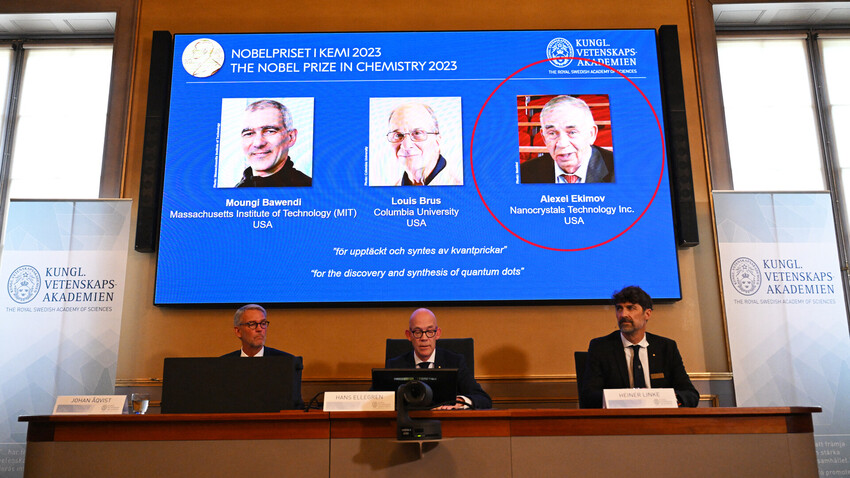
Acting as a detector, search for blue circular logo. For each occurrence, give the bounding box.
[730,257,761,296]
[546,38,574,68]
[8,265,40,304]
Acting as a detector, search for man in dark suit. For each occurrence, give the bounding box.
[580,286,698,408]
[385,308,491,409]
[520,95,614,184]
[222,304,303,409]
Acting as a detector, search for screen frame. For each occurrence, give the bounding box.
[151,27,685,308]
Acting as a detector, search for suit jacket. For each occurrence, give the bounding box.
[221,346,304,409]
[520,146,614,184]
[580,331,699,408]
[385,348,492,409]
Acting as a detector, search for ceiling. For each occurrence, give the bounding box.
[714,2,850,29]
[0,12,115,37]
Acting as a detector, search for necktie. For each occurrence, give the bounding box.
[561,174,580,183]
[417,362,431,369]
[630,345,646,388]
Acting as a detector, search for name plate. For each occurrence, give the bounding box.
[323,391,395,411]
[53,395,127,415]
[603,388,677,409]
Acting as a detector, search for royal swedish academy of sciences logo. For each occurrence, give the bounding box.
[8,265,41,304]
[730,257,761,296]
[546,37,575,68]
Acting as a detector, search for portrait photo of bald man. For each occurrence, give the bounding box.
[368,97,464,187]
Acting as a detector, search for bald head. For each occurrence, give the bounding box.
[409,308,437,328]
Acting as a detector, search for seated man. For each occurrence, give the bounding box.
[580,286,699,408]
[385,308,491,409]
[221,304,304,409]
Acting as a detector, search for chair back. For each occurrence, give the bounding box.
[385,338,475,375]
[574,351,589,408]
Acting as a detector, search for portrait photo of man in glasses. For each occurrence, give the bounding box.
[368,97,463,186]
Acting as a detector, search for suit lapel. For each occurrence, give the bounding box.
[646,333,662,386]
[403,351,416,368]
[585,147,609,183]
[433,348,444,368]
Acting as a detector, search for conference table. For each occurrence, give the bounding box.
[20,407,819,477]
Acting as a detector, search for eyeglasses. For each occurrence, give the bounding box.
[239,320,270,330]
[387,129,439,143]
[409,328,438,338]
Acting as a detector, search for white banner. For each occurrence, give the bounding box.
[715,192,850,476]
[0,200,131,478]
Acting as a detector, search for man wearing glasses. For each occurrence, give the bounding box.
[520,95,614,184]
[386,102,462,186]
[222,304,304,408]
[235,99,312,187]
[223,303,291,358]
[386,308,491,409]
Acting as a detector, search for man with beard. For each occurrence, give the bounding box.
[579,286,698,408]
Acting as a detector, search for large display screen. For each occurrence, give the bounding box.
[155,29,681,305]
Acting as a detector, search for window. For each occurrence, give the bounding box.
[822,38,850,243]
[717,37,825,191]
[717,32,850,259]
[1,43,113,199]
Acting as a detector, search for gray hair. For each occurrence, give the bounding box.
[233,303,267,327]
[540,95,594,127]
[246,99,294,131]
[388,103,440,133]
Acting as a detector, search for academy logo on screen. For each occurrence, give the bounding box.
[546,37,574,68]
[182,38,225,78]
[730,257,761,296]
[7,265,41,304]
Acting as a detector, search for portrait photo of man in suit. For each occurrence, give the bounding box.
[520,94,614,184]
[579,286,698,408]
[385,308,491,409]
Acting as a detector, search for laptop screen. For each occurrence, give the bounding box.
[161,356,297,413]
[371,368,459,408]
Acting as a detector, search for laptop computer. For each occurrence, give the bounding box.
[161,356,298,413]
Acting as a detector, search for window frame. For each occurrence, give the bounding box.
[0,38,115,204]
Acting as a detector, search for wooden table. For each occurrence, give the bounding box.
[20,407,820,477]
